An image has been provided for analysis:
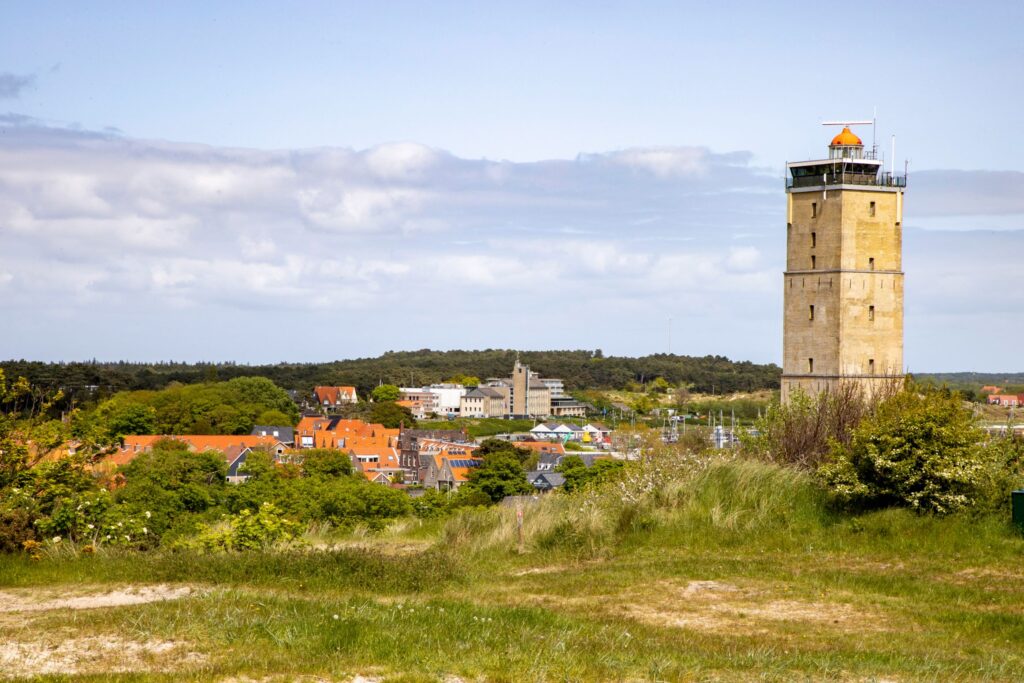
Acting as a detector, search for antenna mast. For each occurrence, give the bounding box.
[872,106,878,159]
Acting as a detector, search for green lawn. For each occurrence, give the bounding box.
[3,461,1024,681]
[417,417,536,438]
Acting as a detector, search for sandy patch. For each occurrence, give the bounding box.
[951,567,1024,582]
[0,584,197,613]
[0,635,202,677]
[621,579,886,635]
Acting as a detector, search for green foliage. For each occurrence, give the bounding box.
[371,384,401,402]
[82,377,299,445]
[254,409,293,426]
[107,403,158,439]
[115,440,228,537]
[315,481,413,529]
[1,350,780,411]
[475,438,531,464]
[417,418,532,438]
[301,449,354,478]
[820,386,992,514]
[556,456,624,492]
[630,395,655,414]
[186,503,302,552]
[647,377,670,394]
[0,415,30,490]
[466,452,532,503]
[368,401,416,429]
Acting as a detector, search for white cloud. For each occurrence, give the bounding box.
[0,116,1020,369]
[363,142,441,179]
[604,147,709,178]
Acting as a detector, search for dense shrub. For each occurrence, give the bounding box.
[820,386,991,514]
[184,503,302,552]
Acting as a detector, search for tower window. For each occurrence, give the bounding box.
[868,305,875,321]
[868,359,875,374]
[809,305,815,321]
[868,257,875,271]
[812,202,818,218]
[808,358,814,373]
[870,201,876,217]
[811,255,816,270]
[811,231,816,248]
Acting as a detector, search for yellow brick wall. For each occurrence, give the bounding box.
[782,186,904,402]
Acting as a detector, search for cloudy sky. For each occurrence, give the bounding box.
[1,2,1022,371]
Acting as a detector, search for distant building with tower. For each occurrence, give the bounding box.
[782,123,906,402]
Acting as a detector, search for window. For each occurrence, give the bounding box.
[868,359,875,374]
[868,257,875,271]
[869,201,876,217]
[868,305,875,321]
[808,358,814,373]
[811,255,816,269]
[811,202,818,218]
[809,305,815,321]
[811,231,816,248]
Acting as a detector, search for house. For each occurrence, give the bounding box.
[397,428,468,472]
[534,450,602,472]
[398,389,439,418]
[312,386,358,408]
[225,445,255,483]
[419,439,481,490]
[550,396,589,418]
[426,383,468,417]
[347,441,404,484]
[294,416,398,449]
[526,471,566,492]
[982,386,1003,395]
[250,425,295,446]
[549,423,576,441]
[529,423,559,440]
[396,399,426,420]
[514,441,566,459]
[582,422,612,445]
[422,454,483,491]
[989,394,1023,407]
[459,387,508,418]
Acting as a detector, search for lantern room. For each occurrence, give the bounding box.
[828,126,864,160]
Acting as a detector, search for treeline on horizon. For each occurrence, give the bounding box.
[0,349,780,406]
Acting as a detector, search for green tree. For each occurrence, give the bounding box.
[647,377,670,394]
[371,384,401,402]
[369,401,417,429]
[301,448,353,478]
[820,386,989,514]
[466,453,533,503]
[475,438,532,464]
[556,456,624,492]
[254,409,293,426]
[105,403,157,440]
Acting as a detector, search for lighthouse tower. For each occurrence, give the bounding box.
[782,125,906,403]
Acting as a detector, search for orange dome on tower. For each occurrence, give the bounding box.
[830,126,863,146]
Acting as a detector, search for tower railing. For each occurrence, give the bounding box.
[786,172,907,189]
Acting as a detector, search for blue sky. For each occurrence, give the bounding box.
[2,2,1023,371]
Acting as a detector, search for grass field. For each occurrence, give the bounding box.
[3,460,1024,681]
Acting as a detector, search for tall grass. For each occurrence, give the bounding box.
[441,455,1024,564]
[441,457,832,560]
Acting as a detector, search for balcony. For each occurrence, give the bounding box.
[786,171,907,190]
